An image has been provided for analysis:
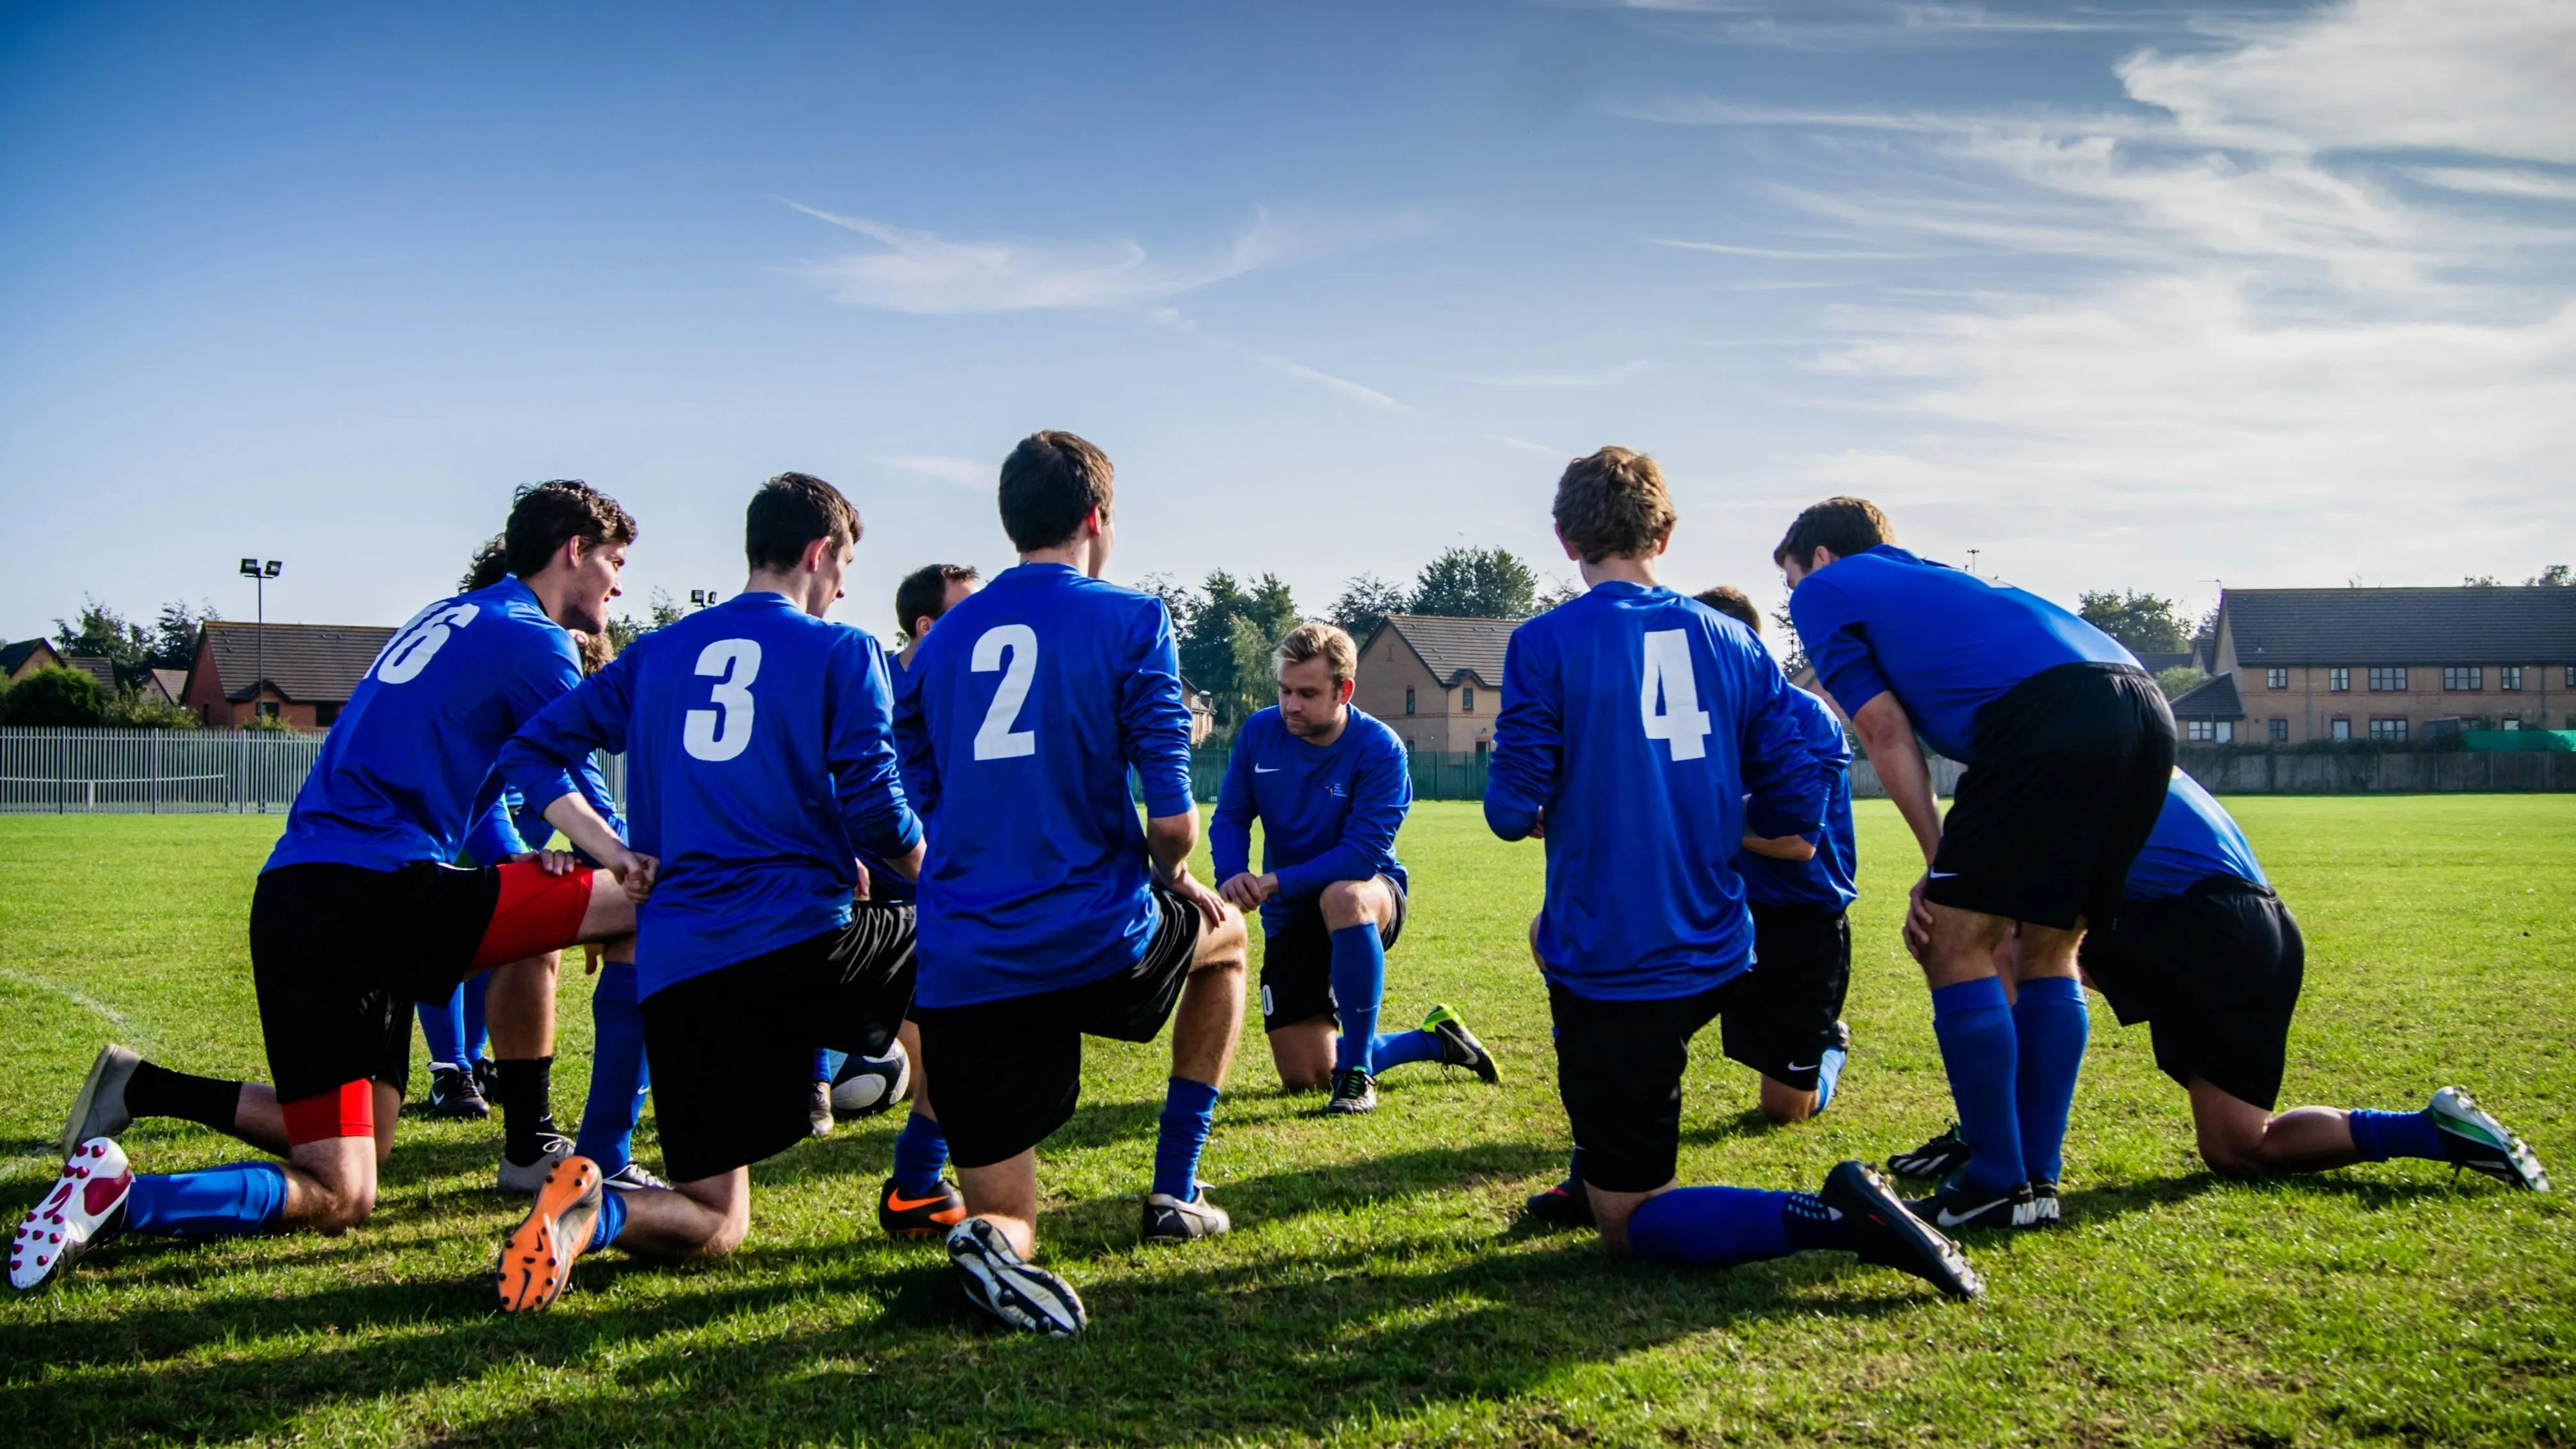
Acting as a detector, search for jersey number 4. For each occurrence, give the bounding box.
[684,639,762,762]
[1639,629,1712,761]
[971,624,1038,760]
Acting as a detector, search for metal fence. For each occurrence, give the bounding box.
[0,727,326,814]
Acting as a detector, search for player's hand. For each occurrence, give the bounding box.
[1902,875,1933,963]
[1218,871,1271,911]
[853,856,873,901]
[609,848,659,903]
[582,943,604,976]
[1171,868,1233,927]
[1526,806,1545,839]
[535,849,583,877]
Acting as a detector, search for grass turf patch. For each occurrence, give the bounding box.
[2,797,2572,1446]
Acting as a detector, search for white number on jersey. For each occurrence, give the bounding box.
[374,603,482,685]
[1639,628,1712,761]
[683,639,762,762]
[970,624,1038,761]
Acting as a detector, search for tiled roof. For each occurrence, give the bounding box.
[2133,651,2194,675]
[196,620,398,704]
[2169,672,2242,719]
[64,654,117,691]
[1374,613,1521,688]
[2225,587,2576,666]
[1,639,58,675]
[149,668,188,703]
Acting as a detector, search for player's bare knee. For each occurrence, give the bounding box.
[1195,916,1250,973]
[1318,878,1374,930]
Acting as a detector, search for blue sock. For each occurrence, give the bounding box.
[591,1186,627,1250]
[1780,1190,1855,1252]
[2349,1108,2447,1163]
[572,962,650,1173]
[2011,976,2088,1183]
[815,1049,847,1083]
[1931,976,2027,1197]
[1814,1042,1848,1115]
[1152,1076,1222,1202]
[417,988,468,1069]
[1368,1029,1444,1071]
[1565,1144,1586,1186]
[892,1111,951,1196]
[125,1163,287,1239]
[462,974,491,1063]
[1626,1186,1796,1267]
[1329,923,1387,1073]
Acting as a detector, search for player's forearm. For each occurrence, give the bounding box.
[1853,695,1941,863]
[1145,810,1200,885]
[1271,844,1373,900]
[1742,834,1819,862]
[543,791,629,870]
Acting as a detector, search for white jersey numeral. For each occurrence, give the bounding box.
[374,603,482,684]
[970,624,1039,761]
[1639,628,1712,761]
[683,639,762,762]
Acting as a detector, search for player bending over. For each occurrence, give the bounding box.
[899,431,1248,1336]
[17,482,643,1293]
[1212,620,1498,1114]
[1890,772,2548,1194]
[1778,497,2174,1233]
[481,472,926,1312]
[1490,448,1977,1300]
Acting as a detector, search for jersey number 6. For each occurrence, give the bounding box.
[1640,628,1712,761]
[971,624,1038,761]
[684,639,762,762]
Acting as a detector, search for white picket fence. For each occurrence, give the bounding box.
[0,727,628,816]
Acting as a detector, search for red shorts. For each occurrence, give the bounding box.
[468,859,597,972]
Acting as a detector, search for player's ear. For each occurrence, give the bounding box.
[1554,524,1582,562]
[801,535,833,574]
[1652,528,1674,558]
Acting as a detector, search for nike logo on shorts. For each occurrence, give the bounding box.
[1926,871,1958,879]
[1785,1060,1817,1073]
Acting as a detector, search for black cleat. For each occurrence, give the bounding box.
[1323,1068,1378,1115]
[1888,1122,1974,1180]
[2026,1179,2061,1227]
[1523,1179,1594,1230]
[1422,1004,1501,1083]
[1819,1159,1982,1300]
[1907,1170,2041,1232]
[427,1065,490,1120]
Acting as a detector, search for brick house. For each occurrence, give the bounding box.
[183,619,398,729]
[2173,587,2576,743]
[1,638,67,683]
[1351,613,1520,754]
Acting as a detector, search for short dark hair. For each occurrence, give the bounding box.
[998,431,1114,553]
[504,480,638,578]
[460,535,509,594]
[1773,496,1894,567]
[1694,586,1761,635]
[895,563,979,638]
[746,472,862,572]
[1553,447,1677,563]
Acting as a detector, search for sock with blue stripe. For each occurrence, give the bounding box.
[2011,975,2088,1183]
[462,974,490,1064]
[1329,923,1387,1073]
[1152,1076,1222,1202]
[126,1163,286,1239]
[1368,1029,1444,1071]
[1814,1040,1848,1115]
[417,987,469,1069]
[2348,1108,2447,1162]
[572,961,650,1174]
[815,1049,846,1084]
[892,1111,951,1196]
[1931,976,2027,1197]
[590,1185,627,1251]
[1625,1187,1796,1267]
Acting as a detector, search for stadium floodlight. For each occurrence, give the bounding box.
[238,558,284,749]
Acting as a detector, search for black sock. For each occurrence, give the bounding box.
[495,1056,556,1163]
[125,1060,241,1134]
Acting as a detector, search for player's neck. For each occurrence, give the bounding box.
[1018,535,1106,578]
[1579,554,1662,590]
[1291,709,1349,749]
[519,567,582,630]
[742,570,828,617]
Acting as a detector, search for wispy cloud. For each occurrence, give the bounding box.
[1492,433,1577,459]
[785,205,1291,313]
[1146,307,1412,414]
[1465,361,1654,388]
[2409,166,2576,202]
[1609,1,2177,50]
[877,455,989,489]
[1645,237,1938,261]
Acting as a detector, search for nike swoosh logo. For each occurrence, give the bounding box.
[884,1190,953,1211]
[1253,766,1280,773]
[1926,870,1958,879]
[1785,1060,1817,1072]
[1935,1197,2012,1228]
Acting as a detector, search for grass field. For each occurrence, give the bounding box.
[4,796,2573,1446]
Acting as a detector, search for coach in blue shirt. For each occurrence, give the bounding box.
[1778,497,2175,1233]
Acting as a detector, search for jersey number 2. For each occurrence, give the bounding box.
[1640,629,1712,761]
[684,639,762,762]
[971,624,1038,760]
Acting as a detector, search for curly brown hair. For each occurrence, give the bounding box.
[1552,447,1677,563]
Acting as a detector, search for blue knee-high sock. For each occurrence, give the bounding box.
[462,973,491,1062]
[2011,976,2088,1183]
[1329,923,1387,1073]
[1931,976,2027,1197]
[1814,1040,1849,1115]
[892,1111,951,1196]
[573,961,650,1173]
[2349,1108,2448,1162]
[1152,1076,1221,1202]
[1368,1029,1444,1071]
[591,1186,627,1251]
[1627,1187,1799,1267]
[417,988,469,1069]
[815,1049,847,1083]
[125,1163,287,1240]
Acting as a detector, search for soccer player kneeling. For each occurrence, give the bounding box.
[479,473,928,1312]
[1486,448,1978,1301]
[1889,773,2548,1195]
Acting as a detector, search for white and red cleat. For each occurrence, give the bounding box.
[10,1137,133,1291]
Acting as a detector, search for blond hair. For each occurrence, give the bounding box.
[1275,620,1358,686]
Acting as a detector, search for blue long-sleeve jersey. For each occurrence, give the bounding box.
[895,562,1195,1008]
[1485,582,1830,1001]
[2124,773,2267,901]
[463,756,624,868]
[1211,706,1411,933]
[851,652,926,905]
[499,592,919,1000]
[268,577,579,875]
[1786,546,2136,765]
[1730,686,1858,913]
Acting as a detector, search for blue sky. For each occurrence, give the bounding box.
[3,0,2570,648]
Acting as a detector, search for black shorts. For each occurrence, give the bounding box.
[638,905,917,1183]
[914,885,1202,1170]
[1257,876,1408,1033]
[249,861,504,1104]
[2079,880,2303,1110]
[1926,661,2177,931]
[1549,974,1753,1195]
[1722,903,1852,1091]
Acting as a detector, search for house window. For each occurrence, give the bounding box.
[2500,666,2522,691]
[2566,665,2575,688]
[2369,717,2408,740]
[2330,718,2353,741]
[1475,740,1490,758]
[1404,687,1416,715]
[2442,666,2482,691]
[2266,667,2287,689]
[2502,716,2523,731]
[1461,686,1475,713]
[316,702,342,727]
[257,700,281,719]
[2186,720,2235,743]
[2367,667,2406,692]
[2268,718,2289,741]
[2328,667,2350,692]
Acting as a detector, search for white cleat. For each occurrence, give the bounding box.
[12,1138,134,1292]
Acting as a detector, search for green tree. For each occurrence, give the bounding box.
[101,689,200,729]
[1175,571,1298,730]
[1,667,106,726]
[1769,598,1809,677]
[1327,573,1408,642]
[150,600,218,670]
[239,711,302,734]
[2154,665,2209,701]
[2529,564,2572,588]
[1408,547,1537,619]
[2077,590,2189,656]
[604,588,689,654]
[52,597,152,689]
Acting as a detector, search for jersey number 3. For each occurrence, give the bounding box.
[971,624,1038,760]
[684,639,762,762]
[1640,629,1712,761]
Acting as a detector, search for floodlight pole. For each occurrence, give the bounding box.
[238,558,283,729]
